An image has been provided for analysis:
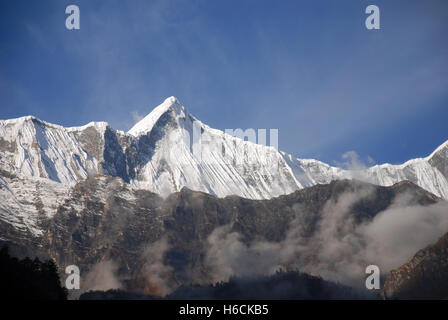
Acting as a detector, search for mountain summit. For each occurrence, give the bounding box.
[1,97,448,202]
[128,96,184,137]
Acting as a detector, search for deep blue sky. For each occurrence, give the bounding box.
[1,0,447,166]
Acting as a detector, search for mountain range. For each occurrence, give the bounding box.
[1,97,448,299]
[1,97,448,203]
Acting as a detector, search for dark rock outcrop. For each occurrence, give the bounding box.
[383,231,448,299]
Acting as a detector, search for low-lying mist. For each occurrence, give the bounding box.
[204,188,448,288]
[79,182,448,296]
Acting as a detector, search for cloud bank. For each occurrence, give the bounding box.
[204,189,448,288]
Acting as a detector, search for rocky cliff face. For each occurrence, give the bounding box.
[383,231,448,299]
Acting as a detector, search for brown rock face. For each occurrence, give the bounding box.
[383,232,448,299]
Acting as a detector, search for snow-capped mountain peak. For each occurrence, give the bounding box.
[128,96,184,137]
[1,97,448,202]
